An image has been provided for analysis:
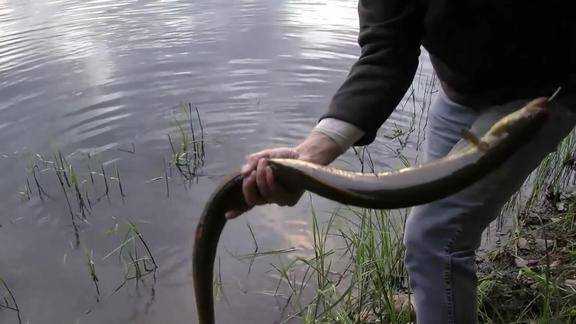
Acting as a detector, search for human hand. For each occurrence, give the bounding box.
[224,147,305,219]
[225,132,343,219]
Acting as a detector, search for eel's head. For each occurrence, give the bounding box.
[489,97,549,138]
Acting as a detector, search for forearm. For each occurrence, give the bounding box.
[295,117,366,165]
[322,0,423,146]
[294,132,345,166]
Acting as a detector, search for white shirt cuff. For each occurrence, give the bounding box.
[312,118,365,151]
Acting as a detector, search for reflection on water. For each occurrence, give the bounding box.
[281,0,358,52]
[0,0,435,323]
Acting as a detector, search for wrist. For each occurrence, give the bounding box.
[313,118,365,150]
[295,132,343,165]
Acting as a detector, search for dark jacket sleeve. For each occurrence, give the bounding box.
[322,0,424,146]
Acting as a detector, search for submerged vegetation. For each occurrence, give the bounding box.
[0,276,21,324]
[2,102,205,322]
[103,220,159,296]
[84,248,101,302]
[168,102,206,182]
[17,149,127,247]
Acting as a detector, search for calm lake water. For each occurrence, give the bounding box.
[0,1,436,323]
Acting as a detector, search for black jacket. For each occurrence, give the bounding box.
[323,0,575,145]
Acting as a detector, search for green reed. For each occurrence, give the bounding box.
[104,220,158,294]
[167,102,206,181]
[84,248,101,302]
[0,276,22,324]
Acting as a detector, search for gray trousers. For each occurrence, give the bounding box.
[404,92,576,323]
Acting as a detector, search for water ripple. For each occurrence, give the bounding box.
[0,1,435,322]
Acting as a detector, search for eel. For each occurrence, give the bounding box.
[193,97,550,324]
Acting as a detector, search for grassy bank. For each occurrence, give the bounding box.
[268,129,576,322]
[476,129,576,323]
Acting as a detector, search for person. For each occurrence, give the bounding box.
[226,1,575,323]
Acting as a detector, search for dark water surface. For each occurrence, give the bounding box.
[0,1,435,323]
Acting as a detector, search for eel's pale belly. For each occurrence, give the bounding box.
[193,98,549,324]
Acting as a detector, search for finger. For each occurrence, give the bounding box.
[242,150,271,175]
[241,158,259,176]
[265,165,276,189]
[265,166,295,206]
[256,159,272,200]
[265,166,286,204]
[246,150,271,164]
[243,171,265,206]
[265,165,285,196]
[267,148,299,159]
